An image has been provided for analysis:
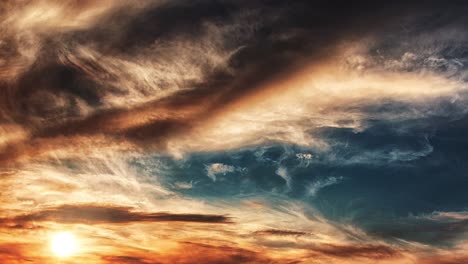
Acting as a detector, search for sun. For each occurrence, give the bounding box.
[50,232,77,257]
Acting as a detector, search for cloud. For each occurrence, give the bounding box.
[296,153,313,167]
[361,216,468,247]
[100,242,275,264]
[1,0,467,165]
[254,229,308,237]
[417,255,468,264]
[308,243,400,259]
[0,243,33,263]
[173,181,193,189]
[205,163,236,181]
[101,256,157,264]
[306,177,343,197]
[430,211,468,221]
[275,166,292,190]
[0,204,232,226]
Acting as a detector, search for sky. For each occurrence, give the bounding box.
[1,0,468,263]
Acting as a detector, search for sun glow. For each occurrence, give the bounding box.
[50,232,77,257]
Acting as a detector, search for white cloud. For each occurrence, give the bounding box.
[418,211,468,221]
[275,166,291,189]
[296,153,313,167]
[173,181,193,189]
[205,163,235,182]
[306,177,343,197]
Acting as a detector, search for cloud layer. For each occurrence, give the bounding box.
[1,0,468,263]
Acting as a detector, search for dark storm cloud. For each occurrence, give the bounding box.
[0,204,232,226]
